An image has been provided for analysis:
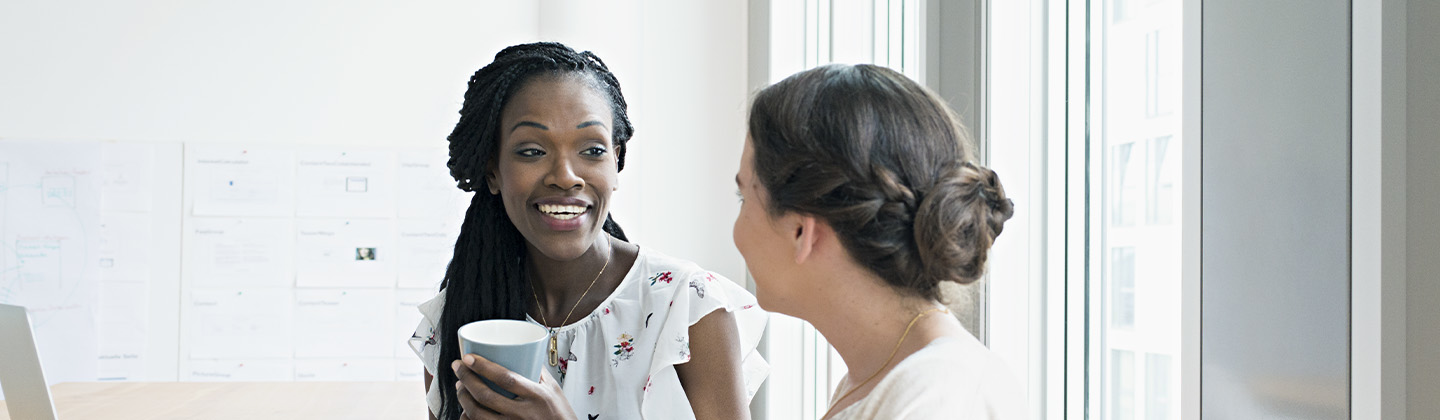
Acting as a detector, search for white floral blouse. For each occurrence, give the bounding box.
[409,247,770,419]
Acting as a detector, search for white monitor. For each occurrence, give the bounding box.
[0,303,59,420]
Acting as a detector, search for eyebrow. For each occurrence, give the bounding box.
[576,121,607,130]
[735,174,742,187]
[510,121,549,133]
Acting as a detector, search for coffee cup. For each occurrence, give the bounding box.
[456,319,549,398]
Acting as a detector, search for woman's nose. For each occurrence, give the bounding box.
[545,157,585,191]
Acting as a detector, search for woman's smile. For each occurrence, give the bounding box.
[489,73,620,261]
[533,197,593,231]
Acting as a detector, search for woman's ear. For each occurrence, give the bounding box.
[791,214,820,265]
[484,164,500,195]
[485,176,499,195]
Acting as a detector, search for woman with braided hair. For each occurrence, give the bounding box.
[733,64,1024,419]
[409,42,767,420]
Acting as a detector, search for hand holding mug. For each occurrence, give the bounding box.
[452,353,574,419]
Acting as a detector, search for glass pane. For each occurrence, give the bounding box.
[1110,350,1135,420]
[1089,0,1182,419]
[1147,353,1175,420]
[1110,247,1136,330]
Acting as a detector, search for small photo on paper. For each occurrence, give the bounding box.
[356,247,376,261]
[346,176,369,193]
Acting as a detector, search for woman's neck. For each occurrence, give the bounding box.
[803,273,960,410]
[525,234,640,326]
[527,235,612,312]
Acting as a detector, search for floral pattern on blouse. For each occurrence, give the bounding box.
[688,279,707,298]
[611,333,636,366]
[558,351,578,380]
[649,271,674,286]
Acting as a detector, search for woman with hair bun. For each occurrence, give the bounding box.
[733,64,1024,419]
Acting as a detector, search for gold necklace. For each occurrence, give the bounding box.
[823,306,950,419]
[531,256,609,367]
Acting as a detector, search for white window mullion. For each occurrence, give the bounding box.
[1062,0,1089,419]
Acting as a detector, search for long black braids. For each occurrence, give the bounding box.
[436,42,633,420]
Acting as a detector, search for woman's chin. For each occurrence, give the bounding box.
[752,286,788,315]
[526,236,602,263]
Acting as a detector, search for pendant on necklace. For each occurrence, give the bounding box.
[547,330,559,367]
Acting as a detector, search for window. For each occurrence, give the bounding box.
[1113,0,1131,22]
[1088,0,1183,418]
[1111,142,1139,227]
[1148,136,1174,225]
[1145,30,1161,117]
[1111,247,1136,329]
[1146,353,1175,420]
[1110,350,1135,420]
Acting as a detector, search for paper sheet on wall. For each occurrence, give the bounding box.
[293,289,394,359]
[295,219,395,288]
[396,220,459,290]
[0,140,101,389]
[186,289,293,359]
[98,212,153,283]
[397,149,471,221]
[189,146,296,217]
[97,279,148,380]
[184,359,293,382]
[295,359,394,381]
[186,218,294,288]
[100,143,155,212]
[96,212,152,380]
[296,150,395,219]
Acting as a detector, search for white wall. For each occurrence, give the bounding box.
[0,1,540,147]
[628,0,750,281]
[1408,0,1440,417]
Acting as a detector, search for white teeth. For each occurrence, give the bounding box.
[538,204,587,218]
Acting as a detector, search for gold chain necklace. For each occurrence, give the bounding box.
[823,306,950,419]
[531,256,609,367]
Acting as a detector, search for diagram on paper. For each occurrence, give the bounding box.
[0,140,102,390]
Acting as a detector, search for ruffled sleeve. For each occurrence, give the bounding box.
[408,291,447,418]
[641,270,769,419]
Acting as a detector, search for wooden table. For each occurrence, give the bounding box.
[0,381,427,419]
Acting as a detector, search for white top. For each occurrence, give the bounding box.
[828,334,1026,420]
[409,247,769,419]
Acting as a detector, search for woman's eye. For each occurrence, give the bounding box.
[581,146,609,157]
[735,189,745,203]
[517,148,545,158]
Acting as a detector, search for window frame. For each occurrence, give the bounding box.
[989,0,1201,419]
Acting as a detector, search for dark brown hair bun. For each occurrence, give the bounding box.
[914,161,1014,285]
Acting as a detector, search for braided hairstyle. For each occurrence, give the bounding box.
[747,64,1014,300]
[436,42,633,420]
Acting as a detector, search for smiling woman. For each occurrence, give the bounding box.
[407,42,768,420]
[489,75,621,256]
